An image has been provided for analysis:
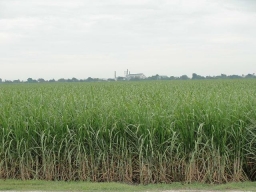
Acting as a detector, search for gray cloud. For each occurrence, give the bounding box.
[0,0,256,80]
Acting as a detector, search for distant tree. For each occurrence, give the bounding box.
[221,74,227,79]
[192,73,205,80]
[179,75,190,80]
[169,76,177,80]
[58,78,66,82]
[94,78,101,82]
[192,73,197,80]
[72,77,79,82]
[117,76,125,81]
[159,75,169,80]
[49,79,56,82]
[245,73,255,78]
[38,78,46,83]
[229,75,242,79]
[4,80,13,83]
[205,75,214,79]
[107,78,115,81]
[155,74,160,80]
[147,74,159,80]
[13,79,21,83]
[86,77,94,82]
[0,78,2,83]
[27,78,33,83]
[27,78,37,83]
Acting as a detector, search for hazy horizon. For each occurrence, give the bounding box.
[0,71,255,81]
[1,0,256,81]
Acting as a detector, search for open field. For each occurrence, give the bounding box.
[0,80,256,184]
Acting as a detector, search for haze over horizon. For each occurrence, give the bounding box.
[1,0,256,81]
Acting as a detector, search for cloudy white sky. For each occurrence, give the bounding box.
[0,0,256,80]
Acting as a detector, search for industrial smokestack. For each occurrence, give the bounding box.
[114,71,116,79]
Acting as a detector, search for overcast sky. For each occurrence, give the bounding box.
[0,0,256,80]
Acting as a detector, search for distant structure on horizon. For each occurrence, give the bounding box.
[114,69,146,81]
[126,73,147,80]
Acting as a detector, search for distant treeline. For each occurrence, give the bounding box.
[0,73,255,83]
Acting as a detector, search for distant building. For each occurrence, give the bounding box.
[114,69,146,81]
[126,73,146,80]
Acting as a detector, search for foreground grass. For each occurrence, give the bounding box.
[0,180,256,191]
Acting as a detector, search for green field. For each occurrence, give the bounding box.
[0,80,256,184]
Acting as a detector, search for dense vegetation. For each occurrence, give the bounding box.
[0,80,256,184]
